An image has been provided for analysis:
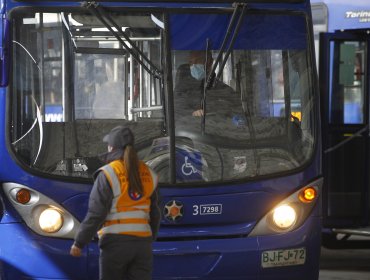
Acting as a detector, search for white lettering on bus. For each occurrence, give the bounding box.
[45,113,63,122]
[345,10,370,19]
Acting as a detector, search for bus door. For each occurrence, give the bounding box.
[319,31,370,237]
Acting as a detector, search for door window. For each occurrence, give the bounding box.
[329,41,365,124]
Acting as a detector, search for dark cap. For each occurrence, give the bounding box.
[103,126,134,149]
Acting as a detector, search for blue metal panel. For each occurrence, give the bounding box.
[159,191,275,228]
[2,0,308,10]
[62,194,90,221]
[13,0,306,3]
[170,14,307,50]
[0,223,88,279]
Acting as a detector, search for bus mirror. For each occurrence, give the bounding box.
[0,18,10,87]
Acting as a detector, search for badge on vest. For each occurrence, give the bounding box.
[129,191,142,200]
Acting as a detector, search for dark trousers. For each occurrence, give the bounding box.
[99,234,153,280]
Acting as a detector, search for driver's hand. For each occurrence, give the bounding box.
[192,109,204,117]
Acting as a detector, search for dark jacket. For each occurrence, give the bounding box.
[174,63,238,119]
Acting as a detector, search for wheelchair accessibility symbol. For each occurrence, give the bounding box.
[181,156,200,176]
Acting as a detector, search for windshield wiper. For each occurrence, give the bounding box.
[205,3,247,89]
[201,3,246,133]
[83,1,162,79]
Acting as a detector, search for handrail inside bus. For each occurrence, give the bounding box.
[83,1,163,79]
[324,125,369,154]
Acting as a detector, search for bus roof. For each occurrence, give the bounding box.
[14,0,305,2]
[310,0,370,32]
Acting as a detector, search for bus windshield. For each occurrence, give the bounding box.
[9,7,315,184]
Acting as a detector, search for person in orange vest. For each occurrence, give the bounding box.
[70,126,160,280]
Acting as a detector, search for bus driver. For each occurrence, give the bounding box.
[174,50,236,119]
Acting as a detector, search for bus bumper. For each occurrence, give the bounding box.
[0,216,320,280]
[151,215,321,280]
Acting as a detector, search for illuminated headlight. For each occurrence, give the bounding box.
[39,208,63,233]
[272,204,297,229]
[249,178,322,236]
[3,182,79,238]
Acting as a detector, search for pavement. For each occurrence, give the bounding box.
[319,246,370,280]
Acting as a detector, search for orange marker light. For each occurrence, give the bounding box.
[299,187,317,203]
[170,206,180,217]
[16,188,31,204]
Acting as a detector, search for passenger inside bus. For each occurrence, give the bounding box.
[174,50,237,119]
[92,62,125,119]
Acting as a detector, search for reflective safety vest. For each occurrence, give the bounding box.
[98,160,158,238]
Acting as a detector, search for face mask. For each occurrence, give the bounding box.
[190,64,205,80]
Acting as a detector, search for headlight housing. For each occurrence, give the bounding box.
[3,182,79,238]
[249,178,322,236]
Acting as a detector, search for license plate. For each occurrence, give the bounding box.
[261,247,306,268]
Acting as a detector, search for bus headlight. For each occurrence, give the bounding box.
[272,204,297,229]
[39,208,64,233]
[249,178,322,236]
[3,182,79,238]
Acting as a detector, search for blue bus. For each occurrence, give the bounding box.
[0,0,321,279]
[311,0,370,248]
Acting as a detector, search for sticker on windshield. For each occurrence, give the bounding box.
[234,156,247,172]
